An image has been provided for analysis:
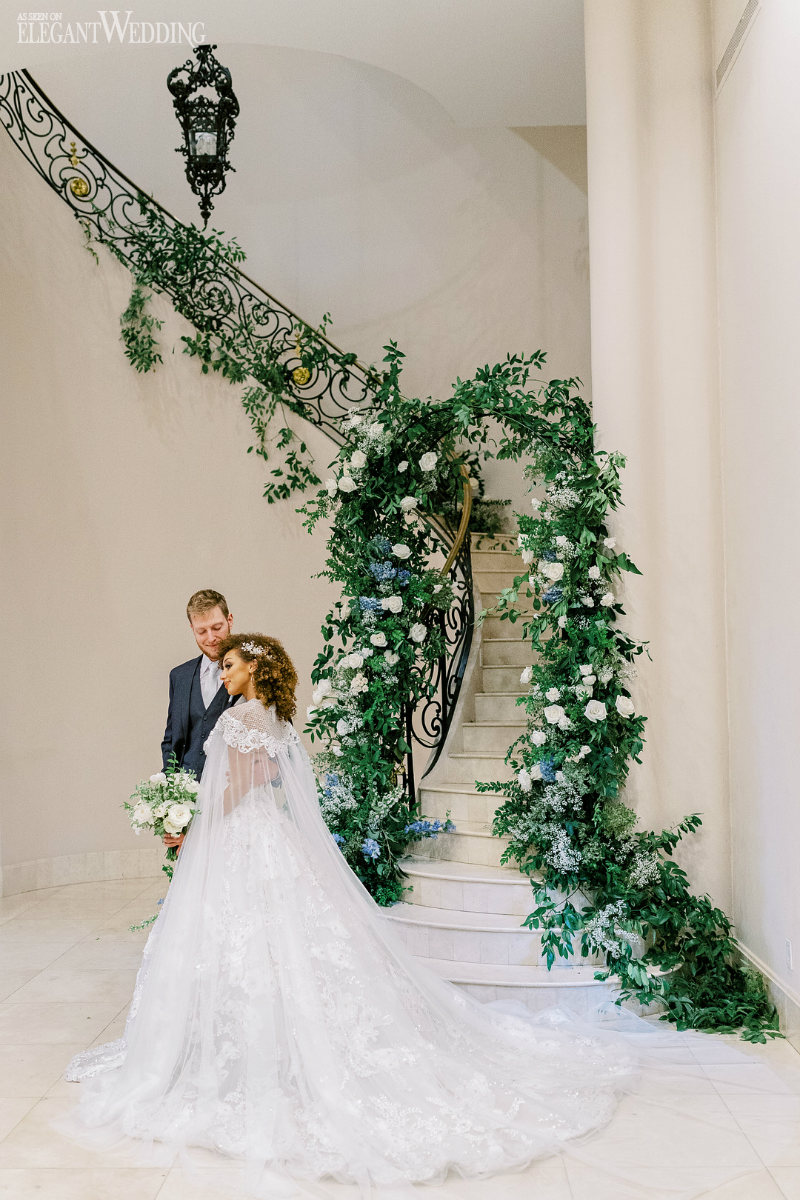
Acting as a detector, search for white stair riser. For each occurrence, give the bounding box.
[474,570,526,593]
[388,919,604,968]
[474,693,527,723]
[404,871,534,916]
[457,979,620,1015]
[471,551,523,572]
[481,591,534,612]
[461,723,525,753]
[411,830,509,869]
[481,666,528,693]
[441,754,511,785]
[419,789,501,825]
[480,615,527,640]
[481,639,530,667]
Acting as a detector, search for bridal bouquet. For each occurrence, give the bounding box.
[124,754,201,866]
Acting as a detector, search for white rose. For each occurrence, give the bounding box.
[392,543,412,559]
[368,421,383,437]
[579,745,590,759]
[410,623,427,643]
[604,537,616,548]
[349,672,368,694]
[531,497,541,511]
[419,452,439,472]
[530,730,547,746]
[153,802,168,819]
[184,779,200,794]
[163,803,192,835]
[316,678,331,697]
[350,450,367,469]
[132,802,152,826]
[579,664,593,675]
[557,616,567,628]
[545,687,560,702]
[149,772,166,784]
[520,666,533,685]
[400,496,418,512]
[544,704,565,725]
[331,742,343,757]
[581,595,595,608]
[600,592,615,607]
[584,699,608,723]
[517,769,532,793]
[381,595,403,613]
[306,705,317,720]
[558,714,573,730]
[615,695,635,718]
[555,535,569,547]
[338,476,357,493]
[398,461,408,473]
[540,561,564,582]
[384,652,399,666]
[529,763,543,781]
[583,674,596,686]
[346,653,364,669]
[336,719,349,736]
[588,566,601,580]
[370,632,387,647]
[521,549,534,565]
[325,478,338,496]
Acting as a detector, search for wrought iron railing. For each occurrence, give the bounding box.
[0,67,475,797]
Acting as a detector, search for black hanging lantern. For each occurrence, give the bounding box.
[167,44,239,226]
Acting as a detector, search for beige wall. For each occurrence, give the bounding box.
[713,0,800,1011]
[0,50,591,888]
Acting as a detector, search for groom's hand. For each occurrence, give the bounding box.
[163,833,185,851]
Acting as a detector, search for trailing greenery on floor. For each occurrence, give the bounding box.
[80,204,778,1039]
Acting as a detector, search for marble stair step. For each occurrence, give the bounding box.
[474,692,527,723]
[481,590,534,612]
[410,824,510,869]
[420,956,617,1013]
[419,782,504,825]
[386,903,579,967]
[441,751,513,786]
[461,721,525,753]
[481,665,529,693]
[401,857,533,916]
[471,550,524,572]
[480,614,528,639]
[474,569,527,593]
[480,638,531,667]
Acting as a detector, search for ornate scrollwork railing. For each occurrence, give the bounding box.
[0,67,475,798]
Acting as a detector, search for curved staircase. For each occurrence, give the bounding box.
[388,535,617,1014]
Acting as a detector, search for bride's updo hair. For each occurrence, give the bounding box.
[218,633,297,723]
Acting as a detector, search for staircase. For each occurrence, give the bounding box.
[388,535,617,1014]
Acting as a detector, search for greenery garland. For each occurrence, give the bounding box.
[79,202,778,1039]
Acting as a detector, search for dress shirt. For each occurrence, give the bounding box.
[200,655,221,708]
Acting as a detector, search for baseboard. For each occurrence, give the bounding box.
[0,847,163,896]
[739,941,800,1048]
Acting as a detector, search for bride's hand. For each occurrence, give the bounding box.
[163,833,185,851]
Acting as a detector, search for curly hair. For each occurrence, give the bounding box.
[217,633,297,723]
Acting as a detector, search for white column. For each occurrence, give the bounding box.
[583,0,730,906]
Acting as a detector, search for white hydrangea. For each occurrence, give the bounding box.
[149,772,166,784]
[521,549,534,565]
[531,497,541,511]
[588,565,601,580]
[384,651,399,665]
[517,769,532,793]
[603,536,616,549]
[132,801,152,826]
[579,664,593,676]
[555,535,569,548]
[398,461,408,472]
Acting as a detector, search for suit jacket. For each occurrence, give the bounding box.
[161,655,235,778]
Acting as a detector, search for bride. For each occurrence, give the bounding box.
[63,635,778,1196]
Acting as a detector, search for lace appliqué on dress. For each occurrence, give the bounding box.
[217,701,299,756]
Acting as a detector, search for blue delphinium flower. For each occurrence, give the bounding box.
[332,832,345,846]
[404,818,456,838]
[359,596,383,612]
[542,549,557,561]
[361,837,381,859]
[369,561,397,583]
[396,569,411,587]
[542,587,563,605]
[323,772,340,794]
[371,536,392,556]
[538,757,557,783]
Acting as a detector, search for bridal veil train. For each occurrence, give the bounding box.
[61,638,797,1199]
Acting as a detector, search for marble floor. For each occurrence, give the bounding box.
[1,877,799,1200]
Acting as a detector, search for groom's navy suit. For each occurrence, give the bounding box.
[161,656,235,779]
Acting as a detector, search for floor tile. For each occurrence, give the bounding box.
[0,1098,173,1168]
[0,1044,84,1098]
[0,1002,122,1046]
[10,968,138,1006]
[703,1063,799,1095]
[723,1094,800,1167]
[0,1167,168,1199]
[0,1101,37,1142]
[51,933,148,971]
[0,972,37,1004]
[771,1166,800,1198]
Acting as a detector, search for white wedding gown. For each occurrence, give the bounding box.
[63,700,796,1198]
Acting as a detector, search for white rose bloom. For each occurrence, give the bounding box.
[600,592,615,607]
[184,779,201,794]
[149,772,167,784]
[540,561,564,582]
[544,704,565,725]
[331,742,343,757]
[530,730,547,746]
[555,535,569,547]
[410,623,427,643]
[545,687,560,702]
[392,543,412,559]
[517,769,532,793]
[531,497,542,511]
[419,452,439,472]
[557,615,567,628]
[325,478,338,496]
[400,496,419,512]
[583,674,596,686]
[132,802,152,826]
[164,803,192,832]
[153,802,168,819]
[368,421,383,437]
[578,664,591,676]
[615,694,635,718]
[529,763,543,781]
[384,651,399,665]
[347,653,364,669]
[349,673,368,694]
[398,461,408,472]
[520,666,533,685]
[312,690,323,705]
[338,476,357,493]
[521,549,534,565]
[370,632,387,647]
[584,699,608,723]
[336,719,349,736]
[306,705,317,720]
[603,537,616,548]
[381,595,403,613]
[558,714,573,730]
[350,450,367,469]
[581,595,595,608]
[588,565,601,580]
[316,678,332,697]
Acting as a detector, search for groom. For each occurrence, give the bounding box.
[161,589,237,779]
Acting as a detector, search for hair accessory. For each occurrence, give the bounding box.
[241,640,266,656]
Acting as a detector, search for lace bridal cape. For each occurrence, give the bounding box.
[61,700,796,1199]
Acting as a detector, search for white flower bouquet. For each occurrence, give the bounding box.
[124,754,201,867]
